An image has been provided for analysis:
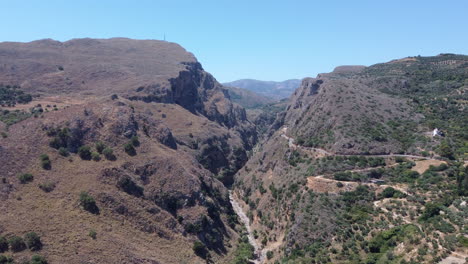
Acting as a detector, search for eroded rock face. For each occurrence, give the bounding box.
[139,117,177,149]
[130,61,250,129]
[110,107,138,138]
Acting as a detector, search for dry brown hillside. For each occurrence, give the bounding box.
[0,38,257,264]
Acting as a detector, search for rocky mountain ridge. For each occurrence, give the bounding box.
[0,38,257,264]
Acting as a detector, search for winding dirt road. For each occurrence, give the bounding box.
[281,127,435,160]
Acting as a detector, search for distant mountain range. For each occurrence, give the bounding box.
[224,86,275,109]
[223,79,301,100]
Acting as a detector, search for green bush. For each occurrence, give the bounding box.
[8,236,25,252]
[0,85,33,105]
[420,202,441,221]
[79,192,99,214]
[95,142,106,154]
[102,147,116,160]
[48,137,61,149]
[30,255,48,264]
[78,146,92,160]
[395,157,406,163]
[130,136,140,147]
[0,109,31,126]
[457,235,468,247]
[0,255,13,264]
[91,152,100,161]
[437,140,455,160]
[18,173,34,184]
[40,159,51,170]
[58,147,69,157]
[192,241,208,259]
[24,232,42,251]
[334,171,352,181]
[232,239,254,264]
[429,163,448,172]
[382,187,397,198]
[0,237,8,253]
[88,230,97,240]
[368,225,419,254]
[39,154,51,170]
[117,176,143,197]
[123,143,136,156]
[38,182,55,193]
[47,127,75,151]
[432,218,455,233]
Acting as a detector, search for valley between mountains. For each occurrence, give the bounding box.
[0,39,467,264]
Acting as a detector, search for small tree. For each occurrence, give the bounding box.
[79,192,99,214]
[95,142,106,154]
[382,187,397,198]
[18,173,34,184]
[130,136,140,147]
[193,241,208,259]
[39,154,51,170]
[91,152,101,161]
[88,230,97,240]
[38,182,56,193]
[117,176,143,197]
[78,146,92,160]
[438,140,454,160]
[124,143,136,156]
[420,202,441,221]
[58,147,69,157]
[24,232,42,251]
[8,236,26,252]
[102,147,116,160]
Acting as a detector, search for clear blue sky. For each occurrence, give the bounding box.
[1,0,467,82]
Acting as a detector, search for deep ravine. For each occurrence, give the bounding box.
[229,191,266,264]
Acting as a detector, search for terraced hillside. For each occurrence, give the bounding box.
[233,54,468,264]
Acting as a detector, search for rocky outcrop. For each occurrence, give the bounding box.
[130,61,250,129]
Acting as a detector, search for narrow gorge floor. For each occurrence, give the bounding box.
[229,191,266,264]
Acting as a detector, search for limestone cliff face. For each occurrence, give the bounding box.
[131,61,250,129]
